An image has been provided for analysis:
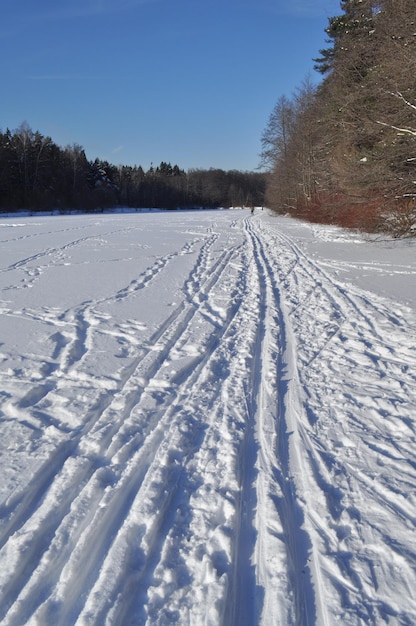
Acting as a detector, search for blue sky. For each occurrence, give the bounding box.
[1,0,341,171]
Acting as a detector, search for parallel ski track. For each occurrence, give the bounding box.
[2,214,415,625]
[140,216,293,625]
[0,227,242,624]
[255,218,416,624]
[0,233,204,547]
[242,218,327,626]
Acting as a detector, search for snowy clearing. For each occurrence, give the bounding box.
[0,209,415,625]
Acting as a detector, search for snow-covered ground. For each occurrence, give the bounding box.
[0,208,415,625]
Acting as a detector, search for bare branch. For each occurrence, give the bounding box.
[376,120,416,137]
[389,91,416,112]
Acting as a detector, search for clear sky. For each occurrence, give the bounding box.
[1,0,341,172]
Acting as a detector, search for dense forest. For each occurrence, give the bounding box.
[0,123,265,213]
[262,0,416,236]
[3,1,414,232]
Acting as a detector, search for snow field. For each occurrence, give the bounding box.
[0,209,415,625]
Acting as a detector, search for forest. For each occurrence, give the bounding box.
[261,0,416,237]
[0,123,265,213]
[2,1,415,233]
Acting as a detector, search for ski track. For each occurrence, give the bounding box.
[0,211,415,625]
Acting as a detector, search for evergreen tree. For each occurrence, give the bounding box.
[264,0,416,234]
[0,124,265,212]
[314,1,379,76]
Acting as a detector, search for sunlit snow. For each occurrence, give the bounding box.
[0,209,415,625]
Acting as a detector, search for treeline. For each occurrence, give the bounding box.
[0,122,265,212]
[262,0,416,236]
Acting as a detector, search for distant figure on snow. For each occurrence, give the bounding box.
[250,206,254,215]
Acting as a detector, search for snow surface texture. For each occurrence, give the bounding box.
[0,209,415,625]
